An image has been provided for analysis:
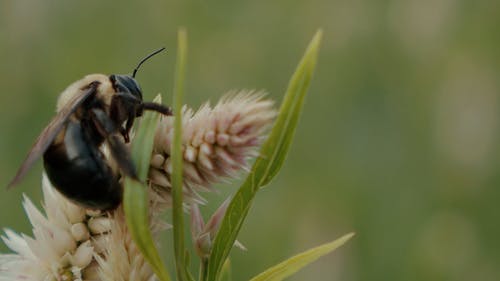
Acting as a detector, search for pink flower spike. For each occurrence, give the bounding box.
[150,90,276,207]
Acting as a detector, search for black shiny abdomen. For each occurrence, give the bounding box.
[43,120,122,210]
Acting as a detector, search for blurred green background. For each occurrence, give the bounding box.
[1,0,499,280]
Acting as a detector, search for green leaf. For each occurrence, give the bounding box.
[249,233,354,281]
[205,29,323,281]
[171,27,191,281]
[124,94,172,281]
[258,29,322,187]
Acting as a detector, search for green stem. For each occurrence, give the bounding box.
[200,258,209,281]
[172,27,189,281]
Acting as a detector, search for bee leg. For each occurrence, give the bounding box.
[123,112,136,143]
[109,95,135,142]
[121,128,130,143]
[90,108,139,181]
[142,102,173,116]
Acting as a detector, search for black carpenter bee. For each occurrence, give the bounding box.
[8,48,171,210]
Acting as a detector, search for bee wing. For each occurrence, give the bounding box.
[7,83,99,188]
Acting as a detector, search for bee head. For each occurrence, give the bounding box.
[106,47,169,138]
[108,47,166,104]
[109,74,143,101]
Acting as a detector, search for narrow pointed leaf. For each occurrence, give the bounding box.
[171,27,191,281]
[249,233,354,281]
[258,29,322,187]
[206,30,323,281]
[124,94,172,281]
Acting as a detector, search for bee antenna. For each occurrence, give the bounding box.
[132,47,166,78]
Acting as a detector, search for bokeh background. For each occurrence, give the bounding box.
[1,0,499,280]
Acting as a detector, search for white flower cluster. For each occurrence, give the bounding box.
[1,175,116,281]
